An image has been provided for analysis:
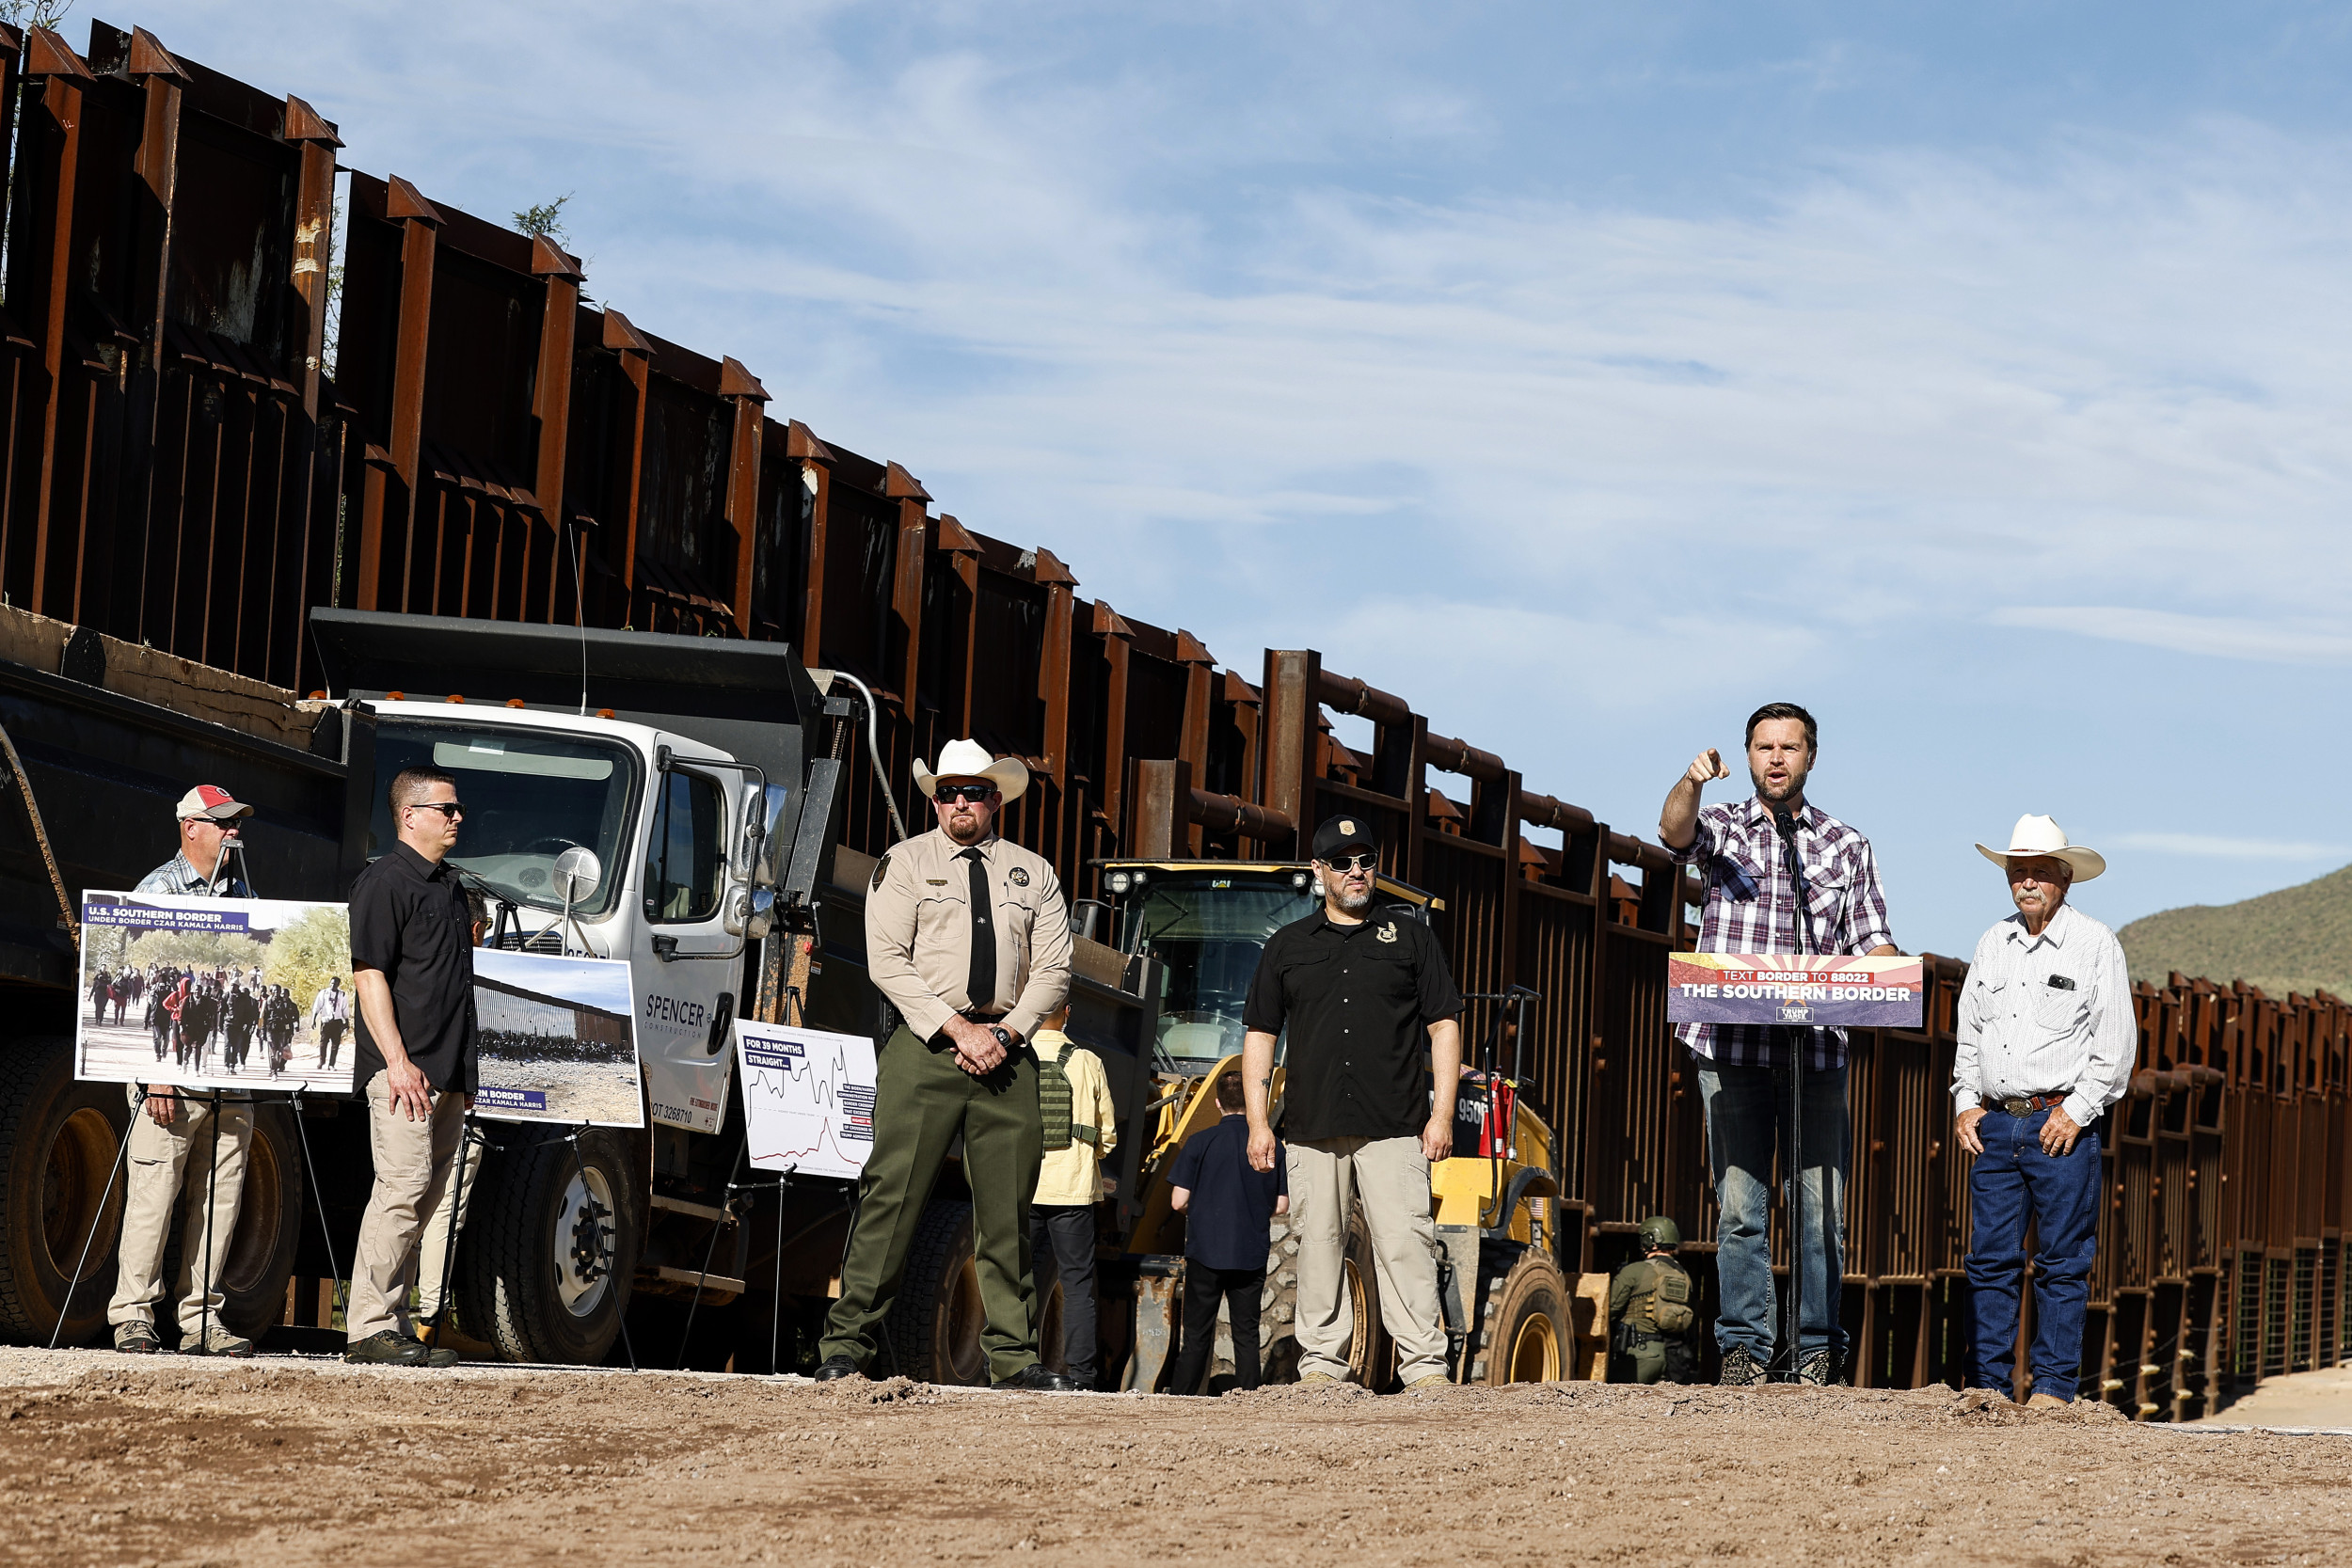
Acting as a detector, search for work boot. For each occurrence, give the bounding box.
[1797,1348,1839,1386]
[1402,1373,1450,1392]
[2026,1391,2073,1410]
[344,1330,432,1367]
[112,1321,163,1355]
[992,1364,1079,1393]
[186,1325,254,1358]
[1717,1345,1765,1386]
[810,1354,865,1383]
[1295,1371,1341,1388]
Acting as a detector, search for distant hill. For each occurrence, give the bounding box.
[2117,863,2352,1001]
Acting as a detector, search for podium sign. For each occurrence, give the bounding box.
[1666,954,1924,1028]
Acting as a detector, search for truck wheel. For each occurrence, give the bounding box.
[216,1102,304,1341]
[1474,1251,1567,1385]
[458,1128,642,1364]
[0,1038,132,1343]
[1343,1203,1396,1391]
[883,1198,987,1386]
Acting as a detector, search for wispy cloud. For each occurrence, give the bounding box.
[2113,832,2348,861]
[1988,607,2352,663]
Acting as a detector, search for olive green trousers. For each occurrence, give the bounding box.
[819,1025,1042,1383]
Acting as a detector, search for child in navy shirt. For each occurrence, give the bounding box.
[1168,1070,1289,1393]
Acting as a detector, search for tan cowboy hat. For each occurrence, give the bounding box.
[1975,814,2106,881]
[913,738,1029,803]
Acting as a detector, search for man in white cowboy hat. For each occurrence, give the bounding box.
[814,738,1076,1390]
[1953,814,2137,1408]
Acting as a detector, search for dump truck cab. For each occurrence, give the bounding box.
[360,700,766,1135]
[307,609,842,1364]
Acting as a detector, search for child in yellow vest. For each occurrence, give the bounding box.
[1031,1004,1119,1388]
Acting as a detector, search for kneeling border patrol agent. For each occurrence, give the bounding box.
[1609,1216,1699,1384]
[815,740,1076,1391]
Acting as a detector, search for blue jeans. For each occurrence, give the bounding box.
[1965,1107,2100,1402]
[1698,1061,1848,1363]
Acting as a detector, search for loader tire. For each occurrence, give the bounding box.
[1473,1251,1567,1386]
[214,1101,304,1341]
[456,1127,641,1365]
[882,1198,987,1386]
[1343,1202,1397,1391]
[0,1039,132,1343]
[1260,1218,1301,1384]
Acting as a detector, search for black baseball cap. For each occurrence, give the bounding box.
[1311,813,1377,863]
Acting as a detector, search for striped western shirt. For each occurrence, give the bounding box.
[1669,797,1897,1069]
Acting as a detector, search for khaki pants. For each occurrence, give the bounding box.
[108,1089,252,1337]
[348,1072,468,1342]
[417,1120,487,1323]
[1288,1134,1447,1385]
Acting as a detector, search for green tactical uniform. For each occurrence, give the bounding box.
[818,825,1073,1382]
[1609,1255,1697,1385]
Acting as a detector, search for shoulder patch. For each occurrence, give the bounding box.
[870,852,891,891]
[1008,865,1029,886]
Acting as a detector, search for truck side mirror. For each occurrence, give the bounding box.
[752,782,793,888]
[553,846,603,904]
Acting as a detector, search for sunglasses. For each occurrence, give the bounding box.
[935,783,996,803]
[1321,852,1376,874]
[404,801,466,819]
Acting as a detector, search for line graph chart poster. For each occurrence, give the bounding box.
[735,1021,878,1180]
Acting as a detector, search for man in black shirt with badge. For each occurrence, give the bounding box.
[1241,814,1462,1390]
[344,765,479,1367]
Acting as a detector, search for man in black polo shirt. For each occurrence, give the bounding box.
[1241,815,1462,1390]
[344,765,478,1368]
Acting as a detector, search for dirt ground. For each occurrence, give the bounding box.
[0,1349,2344,1567]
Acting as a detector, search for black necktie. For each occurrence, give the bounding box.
[963,847,996,1012]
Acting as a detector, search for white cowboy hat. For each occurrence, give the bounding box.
[913,738,1029,803]
[1975,814,2106,881]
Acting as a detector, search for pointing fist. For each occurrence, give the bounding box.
[1687,748,1728,788]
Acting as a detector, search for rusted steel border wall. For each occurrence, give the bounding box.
[3,21,2345,1418]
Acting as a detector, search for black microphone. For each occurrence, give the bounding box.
[1772,806,1796,843]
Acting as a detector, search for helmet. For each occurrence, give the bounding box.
[1637,1215,1681,1250]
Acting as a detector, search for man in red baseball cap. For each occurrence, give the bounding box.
[108,783,259,1357]
[135,786,255,900]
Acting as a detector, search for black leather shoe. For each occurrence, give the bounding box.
[344,1330,431,1366]
[992,1364,1079,1393]
[811,1354,865,1382]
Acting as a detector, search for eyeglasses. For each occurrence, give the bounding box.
[1320,852,1376,874]
[404,801,466,819]
[935,783,995,804]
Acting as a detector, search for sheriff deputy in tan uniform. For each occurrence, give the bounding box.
[814,739,1076,1390]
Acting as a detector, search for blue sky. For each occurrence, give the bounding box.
[138,1,2348,956]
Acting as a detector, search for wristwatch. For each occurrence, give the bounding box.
[988,1025,1014,1051]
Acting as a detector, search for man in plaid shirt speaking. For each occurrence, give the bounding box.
[1661,701,1899,1387]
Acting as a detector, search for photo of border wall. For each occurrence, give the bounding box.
[472,949,644,1128]
[75,893,356,1096]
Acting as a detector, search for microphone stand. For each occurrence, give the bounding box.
[1772,809,1820,1383]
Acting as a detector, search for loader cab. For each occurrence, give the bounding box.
[1099,860,1437,1072]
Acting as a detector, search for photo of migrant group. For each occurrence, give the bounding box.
[76,893,355,1094]
[472,948,644,1128]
